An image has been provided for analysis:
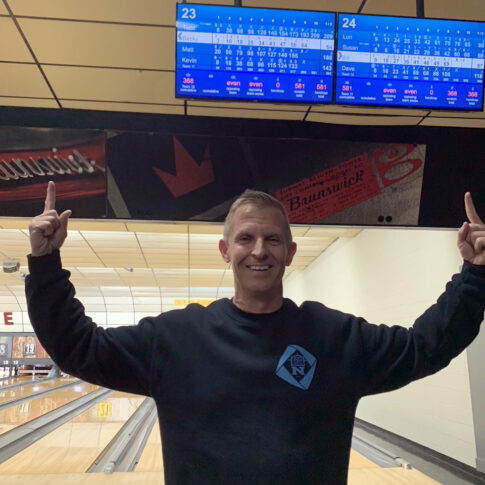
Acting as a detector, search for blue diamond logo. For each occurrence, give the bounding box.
[275,345,317,390]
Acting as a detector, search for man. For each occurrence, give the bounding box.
[27,181,484,485]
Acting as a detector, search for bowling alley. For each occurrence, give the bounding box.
[0,1,484,484]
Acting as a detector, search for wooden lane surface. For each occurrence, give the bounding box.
[349,449,382,468]
[0,376,34,388]
[0,468,442,485]
[348,467,442,484]
[0,381,99,436]
[0,392,145,474]
[134,419,163,472]
[0,377,76,405]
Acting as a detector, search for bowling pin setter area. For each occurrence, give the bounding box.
[0,375,448,485]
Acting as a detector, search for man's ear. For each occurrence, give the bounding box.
[219,239,230,263]
[286,242,297,266]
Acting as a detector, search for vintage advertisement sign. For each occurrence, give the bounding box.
[0,127,106,217]
[0,127,425,226]
[107,134,425,226]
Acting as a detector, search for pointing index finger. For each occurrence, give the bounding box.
[465,192,484,225]
[44,181,56,212]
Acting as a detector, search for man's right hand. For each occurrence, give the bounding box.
[29,181,72,257]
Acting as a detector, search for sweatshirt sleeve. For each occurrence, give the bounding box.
[358,261,485,397]
[25,250,156,396]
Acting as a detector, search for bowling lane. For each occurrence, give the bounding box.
[348,450,441,484]
[348,467,442,484]
[0,392,145,474]
[350,449,381,469]
[135,419,163,472]
[0,377,77,405]
[0,376,35,388]
[0,381,99,436]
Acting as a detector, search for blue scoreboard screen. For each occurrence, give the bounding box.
[336,14,485,110]
[176,4,335,103]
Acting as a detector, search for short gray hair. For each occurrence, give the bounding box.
[223,189,293,244]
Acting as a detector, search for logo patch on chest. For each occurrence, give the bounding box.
[275,345,317,390]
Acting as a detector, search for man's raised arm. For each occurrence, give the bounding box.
[356,192,485,396]
[25,182,154,395]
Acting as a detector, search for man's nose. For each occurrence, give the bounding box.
[251,238,267,258]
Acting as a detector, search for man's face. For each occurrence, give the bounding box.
[219,204,297,306]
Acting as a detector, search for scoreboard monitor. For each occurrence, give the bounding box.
[336,14,485,110]
[176,4,336,103]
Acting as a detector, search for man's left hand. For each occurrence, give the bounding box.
[458,192,485,266]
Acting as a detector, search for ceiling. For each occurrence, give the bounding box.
[0,0,485,127]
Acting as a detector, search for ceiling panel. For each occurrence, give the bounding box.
[290,226,311,237]
[8,0,174,25]
[71,221,130,231]
[42,66,179,104]
[117,271,158,287]
[189,0,234,5]
[243,0,363,12]
[0,63,52,97]
[139,234,188,245]
[128,222,189,233]
[0,17,34,62]
[0,220,29,229]
[304,227,360,237]
[82,230,138,241]
[18,19,174,70]
[425,0,485,21]
[0,96,58,108]
[189,223,224,235]
[361,0,417,16]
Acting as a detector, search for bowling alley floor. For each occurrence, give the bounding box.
[353,421,485,485]
[0,455,443,485]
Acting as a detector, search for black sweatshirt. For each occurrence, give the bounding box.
[26,251,485,485]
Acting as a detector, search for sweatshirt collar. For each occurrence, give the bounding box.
[217,297,297,328]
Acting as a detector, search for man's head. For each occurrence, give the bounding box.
[219,190,297,313]
[223,190,293,245]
